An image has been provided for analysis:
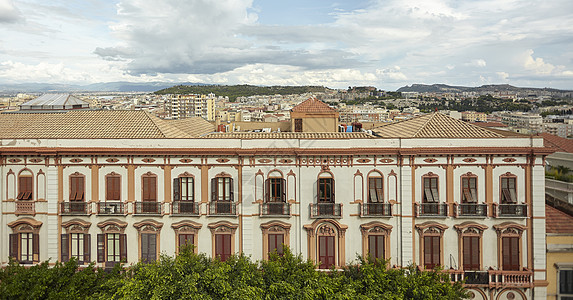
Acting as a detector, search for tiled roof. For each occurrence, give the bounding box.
[201,132,373,139]
[291,97,336,113]
[471,122,508,128]
[371,112,506,138]
[546,204,573,234]
[166,117,215,137]
[0,110,202,139]
[20,94,89,109]
[539,133,573,153]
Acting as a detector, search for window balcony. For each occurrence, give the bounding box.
[134,202,162,215]
[97,202,125,215]
[208,201,237,216]
[360,203,392,217]
[414,203,448,217]
[494,203,527,217]
[310,203,342,218]
[60,202,89,215]
[15,201,35,216]
[259,202,291,217]
[172,201,200,216]
[448,269,533,289]
[454,203,487,217]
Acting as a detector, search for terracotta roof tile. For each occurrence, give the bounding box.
[372,112,506,138]
[546,204,573,234]
[202,132,372,139]
[166,117,215,137]
[291,97,336,113]
[539,133,573,154]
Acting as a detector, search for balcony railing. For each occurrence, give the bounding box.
[134,202,162,215]
[415,203,448,217]
[15,201,35,215]
[454,203,487,217]
[260,202,290,216]
[495,203,527,217]
[310,203,342,218]
[208,201,237,216]
[60,202,89,215]
[172,201,200,216]
[361,203,392,217]
[448,269,533,289]
[97,202,125,215]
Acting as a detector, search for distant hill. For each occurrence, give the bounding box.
[155,84,331,101]
[0,82,205,93]
[397,84,573,94]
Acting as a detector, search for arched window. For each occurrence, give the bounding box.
[494,223,526,271]
[367,171,384,203]
[360,221,392,262]
[134,220,163,263]
[61,219,91,264]
[208,221,238,262]
[8,218,42,264]
[17,170,33,200]
[265,171,285,203]
[97,219,128,268]
[304,219,348,269]
[454,222,487,271]
[416,222,448,269]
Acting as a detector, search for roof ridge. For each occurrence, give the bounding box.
[412,112,436,137]
[145,112,191,138]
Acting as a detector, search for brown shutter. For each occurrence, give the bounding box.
[61,234,69,262]
[331,178,335,202]
[173,178,180,201]
[211,178,217,201]
[32,234,39,262]
[502,237,510,270]
[78,177,85,200]
[9,234,18,259]
[281,178,286,202]
[106,177,112,200]
[150,177,157,201]
[114,177,121,200]
[97,234,105,262]
[229,178,234,202]
[264,179,270,202]
[120,234,127,261]
[149,234,156,262]
[142,177,149,201]
[84,234,91,263]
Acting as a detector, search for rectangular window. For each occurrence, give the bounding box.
[462,177,477,203]
[318,236,335,269]
[178,234,194,250]
[268,234,284,257]
[20,233,34,263]
[61,233,90,263]
[106,233,121,262]
[180,177,194,201]
[106,176,121,201]
[141,233,157,263]
[368,235,385,260]
[142,176,157,201]
[215,234,232,262]
[502,237,520,271]
[266,178,285,202]
[212,177,233,201]
[17,176,33,200]
[462,236,480,270]
[70,233,84,261]
[559,269,573,299]
[501,177,517,203]
[423,236,440,269]
[368,177,384,203]
[318,178,334,202]
[294,119,303,132]
[69,176,84,201]
[423,177,438,203]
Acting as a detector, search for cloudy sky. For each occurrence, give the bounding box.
[0,0,572,90]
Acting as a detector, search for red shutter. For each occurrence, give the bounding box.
[9,234,18,259]
[97,234,105,263]
[120,234,127,262]
[61,234,69,262]
[32,234,39,263]
[173,178,180,201]
[83,234,91,263]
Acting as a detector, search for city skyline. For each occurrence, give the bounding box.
[0,0,572,90]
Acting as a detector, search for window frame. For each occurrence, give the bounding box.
[360,221,392,263]
[8,220,41,264]
[17,173,33,201]
[317,177,334,203]
[493,223,525,271]
[172,220,202,254]
[461,175,478,203]
[69,173,85,201]
[500,176,517,204]
[415,222,448,270]
[96,221,128,266]
[211,176,234,202]
[142,172,158,202]
[422,175,439,203]
[105,173,121,201]
[558,267,573,299]
[265,177,286,203]
[367,175,384,203]
[208,221,238,262]
[261,221,291,260]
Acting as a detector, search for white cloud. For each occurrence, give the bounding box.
[0,0,22,23]
[523,49,555,75]
[497,72,509,81]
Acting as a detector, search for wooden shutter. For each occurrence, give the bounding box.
[150,177,156,201]
[120,234,127,261]
[83,234,91,263]
[173,178,180,201]
[229,178,234,201]
[9,234,18,259]
[264,179,270,202]
[330,178,335,202]
[78,177,85,200]
[32,234,39,262]
[149,234,156,262]
[281,178,286,202]
[61,234,69,262]
[211,178,217,201]
[97,234,105,263]
[107,176,120,201]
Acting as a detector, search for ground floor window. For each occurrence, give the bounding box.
[268,234,284,257]
[215,234,231,261]
[318,236,335,269]
[559,269,573,300]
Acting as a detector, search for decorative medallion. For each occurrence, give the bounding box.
[423,158,437,163]
[462,158,477,163]
[258,159,272,163]
[29,158,43,163]
[503,157,516,163]
[216,158,230,163]
[278,159,292,164]
[380,158,394,163]
[142,158,156,163]
[179,158,193,163]
[8,158,22,163]
[506,292,515,299]
[70,158,83,163]
[106,158,119,163]
[356,158,371,163]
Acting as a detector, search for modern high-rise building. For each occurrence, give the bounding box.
[165,94,215,121]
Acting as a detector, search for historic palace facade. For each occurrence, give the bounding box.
[0,108,550,299]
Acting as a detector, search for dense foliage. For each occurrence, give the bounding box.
[154,85,329,101]
[0,247,468,299]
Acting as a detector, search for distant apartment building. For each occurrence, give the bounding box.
[461,111,487,122]
[165,94,215,121]
[496,111,543,134]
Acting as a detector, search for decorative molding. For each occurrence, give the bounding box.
[356,158,371,163]
[278,159,293,164]
[70,158,83,163]
[106,158,119,163]
[424,158,438,163]
[216,158,230,163]
[29,158,43,163]
[388,170,397,176]
[208,221,238,234]
[142,158,156,163]
[133,219,164,230]
[171,220,202,231]
[462,158,477,163]
[258,159,272,163]
[179,158,193,163]
[7,218,43,229]
[503,158,517,163]
[380,158,394,163]
[8,158,22,163]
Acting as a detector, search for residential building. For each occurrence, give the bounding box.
[545,203,573,300]
[165,94,215,121]
[461,111,487,122]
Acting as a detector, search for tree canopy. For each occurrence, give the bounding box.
[154,85,329,102]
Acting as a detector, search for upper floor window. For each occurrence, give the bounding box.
[211,176,233,202]
[265,177,285,202]
[501,177,517,203]
[423,176,438,203]
[17,171,33,200]
[368,175,384,203]
[502,236,520,270]
[105,173,121,201]
[142,173,157,202]
[69,173,85,201]
[461,176,477,203]
[318,177,334,203]
[559,268,573,299]
[174,175,194,202]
